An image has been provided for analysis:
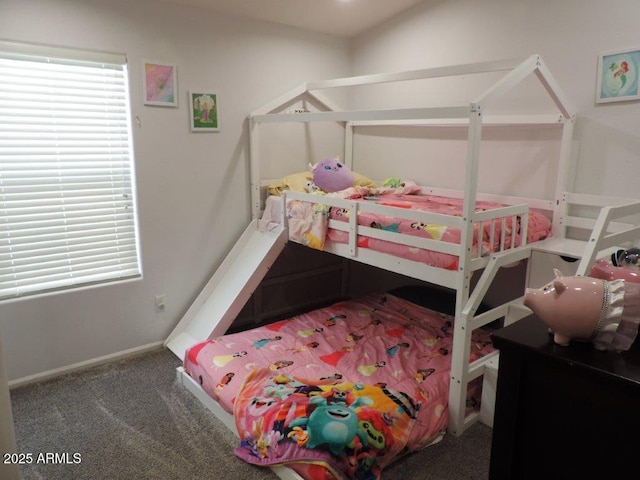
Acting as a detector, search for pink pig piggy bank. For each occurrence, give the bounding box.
[524,269,640,351]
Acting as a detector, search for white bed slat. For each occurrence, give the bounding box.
[349,113,564,127]
[252,106,472,124]
[305,57,521,90]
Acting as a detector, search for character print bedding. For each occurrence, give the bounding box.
[183,292,495,480]
[262,181,552,270]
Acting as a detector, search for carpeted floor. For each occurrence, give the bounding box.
[10,348,492,480]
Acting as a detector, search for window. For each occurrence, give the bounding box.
[0,41,142,301]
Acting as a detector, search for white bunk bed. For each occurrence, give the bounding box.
[165,55,640,480]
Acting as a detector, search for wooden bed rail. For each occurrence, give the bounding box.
[282,190,532,270]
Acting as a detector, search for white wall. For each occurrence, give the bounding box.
[351,0,640,199]
[0,0,350,382]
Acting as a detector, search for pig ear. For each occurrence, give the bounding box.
[553,268,563,279]
[553,279,566,294]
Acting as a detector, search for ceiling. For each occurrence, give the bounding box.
[156,0,426,38]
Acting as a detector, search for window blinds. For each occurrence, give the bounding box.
[0,42,142,301]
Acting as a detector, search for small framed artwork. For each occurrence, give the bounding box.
[189,91,219,132]
[596,48,640,103]
[143,61,178,107]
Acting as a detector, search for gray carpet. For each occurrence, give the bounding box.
[10,348,492,479]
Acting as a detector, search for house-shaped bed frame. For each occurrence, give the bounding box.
[166,55,640,451]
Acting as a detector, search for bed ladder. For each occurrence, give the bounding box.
[448,245,533,436]
[448,198,640,435]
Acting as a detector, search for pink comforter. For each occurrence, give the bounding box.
[184,293,495,479]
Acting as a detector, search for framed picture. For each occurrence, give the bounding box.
[189,91,219,132]
[143,61,178,107]
[596,48,640,103]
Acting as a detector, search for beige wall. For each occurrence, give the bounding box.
[352,0,640,199]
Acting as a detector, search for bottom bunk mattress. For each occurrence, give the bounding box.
[183,292,495,480]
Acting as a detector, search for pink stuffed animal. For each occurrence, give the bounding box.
[523,269,640,351]
[311,157,354,193]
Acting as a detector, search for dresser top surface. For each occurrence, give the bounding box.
[491,315,640,385]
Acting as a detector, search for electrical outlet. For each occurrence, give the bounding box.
[155,294,166,312]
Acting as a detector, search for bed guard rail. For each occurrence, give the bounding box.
[575,200,640,276]
[280,190,531,271]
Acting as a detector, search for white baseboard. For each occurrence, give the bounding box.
[8,341,165,389]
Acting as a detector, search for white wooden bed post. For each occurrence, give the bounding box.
[250,116,262,221]
[550,116,576,240]
[448,57,530,436]
[449,102,485,436]
[344,122,354,171]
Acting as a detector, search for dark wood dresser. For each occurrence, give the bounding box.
[489,314,640,479]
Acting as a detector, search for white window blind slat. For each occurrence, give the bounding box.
[0,227,137,252]
[2,216,133,233]
[0,266,141,299]
[1,254,140,283]
[0,225,136,246]
[0,241,137,268]
[0,42,141,302]
[0,190,129,203]
[3,183,129,194]
[0,243,137,265]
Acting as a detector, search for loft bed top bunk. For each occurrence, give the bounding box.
[249,54,640,271]
[250,54,571,240]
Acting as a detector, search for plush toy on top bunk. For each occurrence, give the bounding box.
[306,157,418,196]
[524,268,640,351]
[309,156,355,193]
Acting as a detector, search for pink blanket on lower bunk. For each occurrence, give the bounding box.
[183,293,495,480]
[285,190,551,270]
